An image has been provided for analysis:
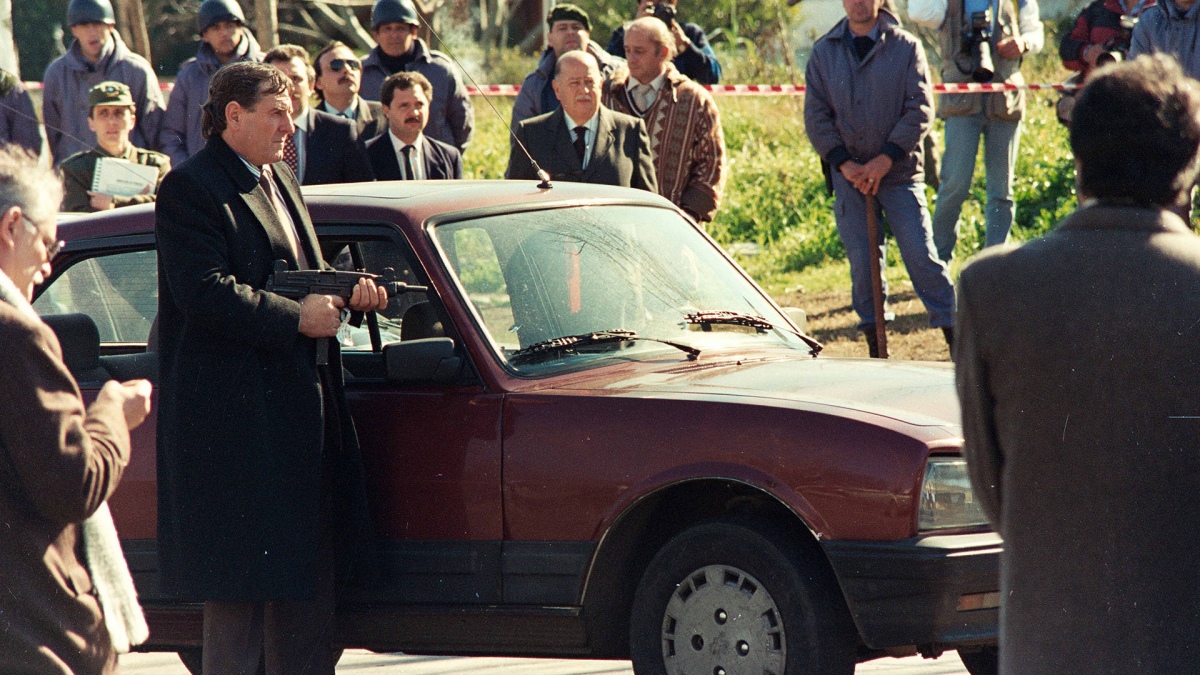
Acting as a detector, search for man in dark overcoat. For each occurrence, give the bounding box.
[506,50,657,192]
[957,54,1200,674]
[155,61,387,674]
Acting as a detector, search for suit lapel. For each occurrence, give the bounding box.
[583,108,615,180]
[216,138,300,269]
[420,136,442,179]
[367,136,402,180]
[553,109,584,174]
[272,166,322,268]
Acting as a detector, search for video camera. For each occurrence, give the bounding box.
[1096,14,1139,67]
[652,2,676,25]
[957,9,995,82]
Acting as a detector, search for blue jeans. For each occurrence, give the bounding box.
[831,173,956,329]
[932,111,1023,262]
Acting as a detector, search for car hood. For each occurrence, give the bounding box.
[561,354,962,429]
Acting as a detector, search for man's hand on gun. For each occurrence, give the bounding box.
[298,278,389,339]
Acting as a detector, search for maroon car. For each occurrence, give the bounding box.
[39,181,1000,674]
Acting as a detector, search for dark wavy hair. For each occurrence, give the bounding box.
[1071,54,1200,208]
[200,62,292,139]
[379,71,432,108]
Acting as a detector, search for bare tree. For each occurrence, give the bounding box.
[114,0,153,61]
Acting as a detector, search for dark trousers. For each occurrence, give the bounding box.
[202,369,342,675]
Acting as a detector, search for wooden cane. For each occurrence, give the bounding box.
[864,193,888,359]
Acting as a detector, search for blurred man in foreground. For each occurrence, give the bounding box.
[0,145,152,674]
[958,55,1200,674]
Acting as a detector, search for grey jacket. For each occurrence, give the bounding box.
[360,40,474,153]
[1130,0,1200,78]
[958,205,1200,674]
[804,11,933,185]
[511,41,625,130]
[42,31,165,166]
[160,33,263,166]
[0,73,43,157]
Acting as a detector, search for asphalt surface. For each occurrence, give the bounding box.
[120,649,970,673]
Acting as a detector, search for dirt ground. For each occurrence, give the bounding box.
[773,282,953,362]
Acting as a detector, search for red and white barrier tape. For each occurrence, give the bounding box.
[23,81,1082,95]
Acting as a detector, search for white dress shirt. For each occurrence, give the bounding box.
[564,109,600,170]
[322,100,358,119]
[388,130,426,180]
[625,72,667,114]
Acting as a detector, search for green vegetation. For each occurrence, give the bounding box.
[465,40,1078,295]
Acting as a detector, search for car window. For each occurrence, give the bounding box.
[433,205,810,375]
[323,235,440,352]
[33,249,157,344]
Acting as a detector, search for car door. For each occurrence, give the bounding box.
[318,224,505,607]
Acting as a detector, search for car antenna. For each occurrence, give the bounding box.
[412,13,553,189]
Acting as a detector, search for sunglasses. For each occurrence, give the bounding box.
[22,216,64,258]
[329,58,362,72]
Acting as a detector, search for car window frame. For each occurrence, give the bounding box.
[33,232,157,355]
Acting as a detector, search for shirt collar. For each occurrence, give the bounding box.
[237,154,264,179]
[564,108,600,135]
[321,100,357,118]
[292,108,310,132]
[628,71,667,92]
[389,129,424,151]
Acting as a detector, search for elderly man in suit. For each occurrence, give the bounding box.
[507,50,656,191]
[266,44,375,185]
[0,145,153,674]
[957,54,1200,674]
[155,62,387,674]
[314,41,387,142]
[366,71,462,180]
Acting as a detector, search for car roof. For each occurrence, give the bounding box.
[55,180,681,242]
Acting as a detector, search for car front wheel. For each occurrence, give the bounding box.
[629,518,857,675]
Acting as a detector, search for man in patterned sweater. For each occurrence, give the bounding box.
[603,17,725,222]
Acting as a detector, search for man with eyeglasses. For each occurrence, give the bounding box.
[265,45,374,186]
[314,41,386,142]
[360,0,474,154]
[60,81,171,212]
[0,144,154,674]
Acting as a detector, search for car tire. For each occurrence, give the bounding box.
[629,517,857,675]
[958,646,999,675]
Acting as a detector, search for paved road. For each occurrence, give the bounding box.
[121,649,970,673]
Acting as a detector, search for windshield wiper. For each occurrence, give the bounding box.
[509,329,700,363]
[684,310,824,356]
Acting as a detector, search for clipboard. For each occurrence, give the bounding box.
[91,157,159,198]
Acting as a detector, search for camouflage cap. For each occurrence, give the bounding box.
[547,3,590,30]
[88,81,135,109]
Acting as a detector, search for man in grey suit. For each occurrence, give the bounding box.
[506,50,656,192]
[957,54,1200,674]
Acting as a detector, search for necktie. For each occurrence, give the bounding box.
[259,166,310,270]
[635,83,655,110]
[401,144,416,180]
[573,125,587,166]
[282,133,299,177]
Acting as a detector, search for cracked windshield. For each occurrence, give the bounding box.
[435,204,812,373]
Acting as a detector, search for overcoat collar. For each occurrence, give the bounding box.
[1059,203,1192,235]
[207,134,321,271]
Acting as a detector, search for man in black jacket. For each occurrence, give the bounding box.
[366,71,462,180]
[266,44,375,185]
[507,50,656,192]
[155,62,386,674]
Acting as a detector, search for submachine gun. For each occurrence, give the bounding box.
[266,260,428,365]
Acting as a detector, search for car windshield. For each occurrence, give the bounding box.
[433,204,813,375]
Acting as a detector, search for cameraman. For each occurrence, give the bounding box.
[607,0,722,84]
[1062,0,1152,80]
[910,0,1044,262]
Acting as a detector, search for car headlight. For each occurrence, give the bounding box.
[918,457,990,531]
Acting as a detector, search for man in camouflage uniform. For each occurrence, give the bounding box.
[60,82,170,213]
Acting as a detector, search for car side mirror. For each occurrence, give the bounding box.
[384,338,462,384]
[782,307,808,333]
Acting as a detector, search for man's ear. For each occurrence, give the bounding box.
[0,207,22,253]
[225,101,242,130]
